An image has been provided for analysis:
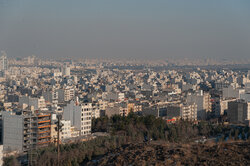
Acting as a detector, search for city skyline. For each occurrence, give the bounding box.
[1,45,250,165]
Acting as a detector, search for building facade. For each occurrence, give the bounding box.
[2,111,51,152]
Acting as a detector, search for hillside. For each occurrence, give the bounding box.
[86,141,250,166]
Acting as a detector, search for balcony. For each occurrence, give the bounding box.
[37,139,51,145]
[38,135,51,139]
[38,129,50,134]
[38,125,51,129]
[38,114,51,118]
[38,120,51,124]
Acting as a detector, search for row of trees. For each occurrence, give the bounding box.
[93,113,250,142]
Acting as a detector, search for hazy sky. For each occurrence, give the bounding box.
[0,0,250,60]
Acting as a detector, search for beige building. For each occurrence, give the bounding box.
[187,90,211,120]
[180,103,198,120]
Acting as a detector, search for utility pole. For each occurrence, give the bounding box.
[57,116,60,166]
[56,114,62,166]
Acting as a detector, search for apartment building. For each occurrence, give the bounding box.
[180,103,198,120]
[219,98,237,116]
[19,96,46,110]
[228,100,250,123]
[57,87,75,103]
[42,90,58,104]
[2,110,51,152]
[63,101,92,136]
[60,120,71,140]
[187,90,211,120]
[81,103,92,135]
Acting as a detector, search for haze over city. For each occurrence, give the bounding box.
[0,0,250,60]
[1,1,250,166]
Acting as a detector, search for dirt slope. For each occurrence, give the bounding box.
[86,141,250,166]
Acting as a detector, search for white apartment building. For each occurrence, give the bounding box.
[81,103,92,135]
[187,90,211,120]
[57,87,75,103]
[38,97,46,108]
[60,120,71,140]
[64,88,75,102]
[63,101,92,136]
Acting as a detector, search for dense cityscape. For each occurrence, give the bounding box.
[1,0,250,165]
[0,51,249,165]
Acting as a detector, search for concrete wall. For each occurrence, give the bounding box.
[57,89,65,103]
[2,112,23,152]
[223,86,239,99]
[63,100,82,130]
